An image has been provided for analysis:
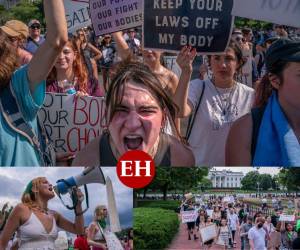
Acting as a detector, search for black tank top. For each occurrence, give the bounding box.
[99,132,171,166]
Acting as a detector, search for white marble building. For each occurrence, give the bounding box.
[208,169,244,188]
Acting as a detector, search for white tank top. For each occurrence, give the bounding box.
[90,222,104,241]
[17,212,58,250]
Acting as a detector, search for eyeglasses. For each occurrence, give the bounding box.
[31,24,40,29]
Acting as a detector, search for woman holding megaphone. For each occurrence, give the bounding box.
[0,177,84,249]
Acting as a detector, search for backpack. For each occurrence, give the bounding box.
[251,106,266,161]
[0,84,56,166]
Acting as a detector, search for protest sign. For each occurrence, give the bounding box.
[64,0,91,33]
[199,224,217,243]
[40,93,105,154]
[232,0,300,28]
[181,210,198,223]
[163,55,181,77]
[103,231,124,250]
[206,209,213,217]
[89,0,143,36]
[279,214,295,222]
[143,0,234,54]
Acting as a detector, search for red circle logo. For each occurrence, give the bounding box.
[116,150,155,189]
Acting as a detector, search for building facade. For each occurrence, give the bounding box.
[208,169,244,188]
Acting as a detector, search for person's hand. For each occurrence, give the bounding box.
[73,187,84,203]
[76,90,89,98]
[56,152,75,166]
[176,46,197,72]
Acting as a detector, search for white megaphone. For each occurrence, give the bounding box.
[54,166,106,195]
[54,167,106,214]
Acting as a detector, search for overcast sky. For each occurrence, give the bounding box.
[209,167,281,176]
[0,167,132,229]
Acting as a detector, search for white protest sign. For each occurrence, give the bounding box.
[223,197,231,203]
[232,0,300,28]
[40,93,105,154]
[206,209,213,218]
[103,231,124,250]
[163,56,181,78]
[279,214,295,222]
[199,224,217,243]
[64,0,91,33]
[89,0,143,36]
[181,210,198,223]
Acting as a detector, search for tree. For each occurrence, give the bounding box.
[258,174,273,191]
[0,0,44,26]
[278,168,300,191]
[241,171,260,190]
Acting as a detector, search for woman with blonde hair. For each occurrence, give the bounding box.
[0,177,84,249]
[87,205,108,250]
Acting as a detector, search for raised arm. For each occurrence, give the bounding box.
[112,31,131,60]
[27,0,68,94]
[174,46,197,118]
[54,188,84,235]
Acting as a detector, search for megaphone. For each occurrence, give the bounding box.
[54,167,106,214]
[54,166,106,195]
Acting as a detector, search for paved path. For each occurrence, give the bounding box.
[167,216,242,250]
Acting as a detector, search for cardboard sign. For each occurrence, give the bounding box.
[143,0,234,54]
[232,0,300,28]
[279,214,295,222]
[181,210,198,223]
[64,0,91,33]
[103,231,124,250]
[89,0,143,36]
[40,93,105,153]
[199,224,217,243]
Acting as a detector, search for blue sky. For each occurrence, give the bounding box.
[0,167,133,230]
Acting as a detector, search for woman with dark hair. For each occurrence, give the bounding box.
[0,0,67,166]
[0,177,84,249]
[174,41,254,166]
[72,58,194,167]
[46,37,103,97]
[279,221,297,250]
[226,38,300,166]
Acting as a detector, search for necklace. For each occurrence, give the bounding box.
[211,78,236,116]
[32,206,49,215]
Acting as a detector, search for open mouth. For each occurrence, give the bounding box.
[49,187,53,192]
[124,135,143,150]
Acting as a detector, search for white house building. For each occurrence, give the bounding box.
[208,169,244,188]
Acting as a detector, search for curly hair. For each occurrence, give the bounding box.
[47,37,88,92]
[21,177,48,209]
[0,31,19,91]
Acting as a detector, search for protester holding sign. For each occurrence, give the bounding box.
[0,177,84,249]
[279,220,297,250]
[46,37,103,97]
[226,38,300,166]
[0,0,67,166]
[174,42,254,166]
[72,58,194,167]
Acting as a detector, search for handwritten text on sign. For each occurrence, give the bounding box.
[89,0,143,36]
[40,93,105,153]
[143,0,234,54]
[232,0,300,28]
[64,0,91,33]
[181,210,198,223]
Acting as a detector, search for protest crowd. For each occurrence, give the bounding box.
[180,193,300,250]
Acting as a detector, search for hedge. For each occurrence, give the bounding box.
[134,208,179,250]
[137,200,181,211]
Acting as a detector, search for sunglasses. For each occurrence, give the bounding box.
[31,24,40,29]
